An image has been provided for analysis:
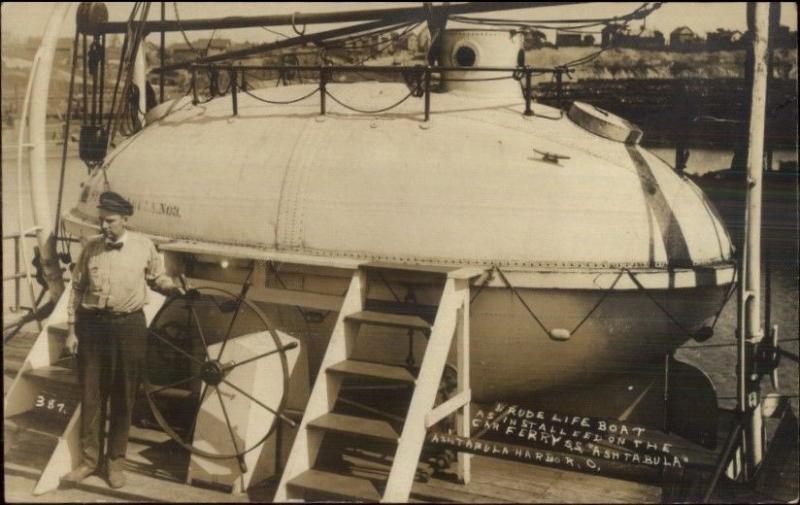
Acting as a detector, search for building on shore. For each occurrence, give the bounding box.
[670,26,704,52]
[523,30,550,50]
[615,29,665,50]
[706,29,743,51]
[601,23,624,48]
[773,25,798,49]
[555,31,584,47]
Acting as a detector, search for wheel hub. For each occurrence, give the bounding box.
[200,360,226,386]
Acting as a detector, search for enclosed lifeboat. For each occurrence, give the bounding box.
[64,29,735,403]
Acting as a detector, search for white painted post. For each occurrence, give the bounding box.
[741,1,770,477]
[456,280,471,484]
[27,2,72,301]
[383,278,462,502]
[134,44,147,123]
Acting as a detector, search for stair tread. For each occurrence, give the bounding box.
[328,360,416,383]
[288,469,381,501]
[24,365,79,386]
[309,412,399,442]
[4,410,67,439]
[48,322,69,336]
[347,310,431,331]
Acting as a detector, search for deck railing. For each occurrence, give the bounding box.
[2,229,76,332]
[187,63,572,120]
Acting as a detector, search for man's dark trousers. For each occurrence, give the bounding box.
[76,308,147,472]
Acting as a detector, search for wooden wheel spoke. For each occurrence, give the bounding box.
[187,383,210,441]
[221,379,297,427]
[149,329,205,366]
[147,373,202,397]
[216,298,245,361]
[188,306,212,359]
[226,342,298,371]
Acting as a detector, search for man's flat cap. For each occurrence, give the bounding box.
[97,191,134,216]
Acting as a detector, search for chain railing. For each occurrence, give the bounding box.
[188,63,570,120]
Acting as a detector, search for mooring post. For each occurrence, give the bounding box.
[524,67,533,116]
[424,66,431,122]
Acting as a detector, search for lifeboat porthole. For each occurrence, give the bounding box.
[454,45,477,67]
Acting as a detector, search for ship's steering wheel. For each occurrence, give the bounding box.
[143,286,297,468]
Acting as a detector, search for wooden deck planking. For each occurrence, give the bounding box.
[425,456,661,504]
[5,322,797,503]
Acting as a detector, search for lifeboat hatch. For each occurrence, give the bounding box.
[569,101,644,145]
[440,29,524,96]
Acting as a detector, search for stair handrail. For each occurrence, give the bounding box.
[383,276,470,502]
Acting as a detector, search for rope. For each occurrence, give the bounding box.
[439,74,518,83]
[203,29,218,56]
[493,265,723,343]
[570,270,624,335]
[324,88,415,114]
[261,25,291,40]
[623,268,696,338]
[451,3,662,29]
[108,2,150,144]
[173,2,201,57]
[469,270,494,305]
[290,12,306,36]
[54,31,80,247]
[494,266,550,336]
[241,86,319,105]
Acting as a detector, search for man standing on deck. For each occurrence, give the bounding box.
[62,191,185,489]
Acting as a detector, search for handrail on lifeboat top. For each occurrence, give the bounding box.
[185,63,569,121]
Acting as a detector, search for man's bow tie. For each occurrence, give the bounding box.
[105,241,124,250]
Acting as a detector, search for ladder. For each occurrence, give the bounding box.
[3,284,165,495]
[275,263,482,502]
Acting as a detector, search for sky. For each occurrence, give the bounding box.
[2,2,798,46]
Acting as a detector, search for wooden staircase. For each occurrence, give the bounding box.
[3,286,165,495]
[275,263,483,502]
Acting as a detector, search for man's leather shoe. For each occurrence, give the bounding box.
[108,469,126,489]
[62,464,95,483]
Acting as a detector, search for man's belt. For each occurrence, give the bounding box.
[77,307,143,318]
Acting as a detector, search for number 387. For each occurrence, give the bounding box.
[35,394,67,413]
